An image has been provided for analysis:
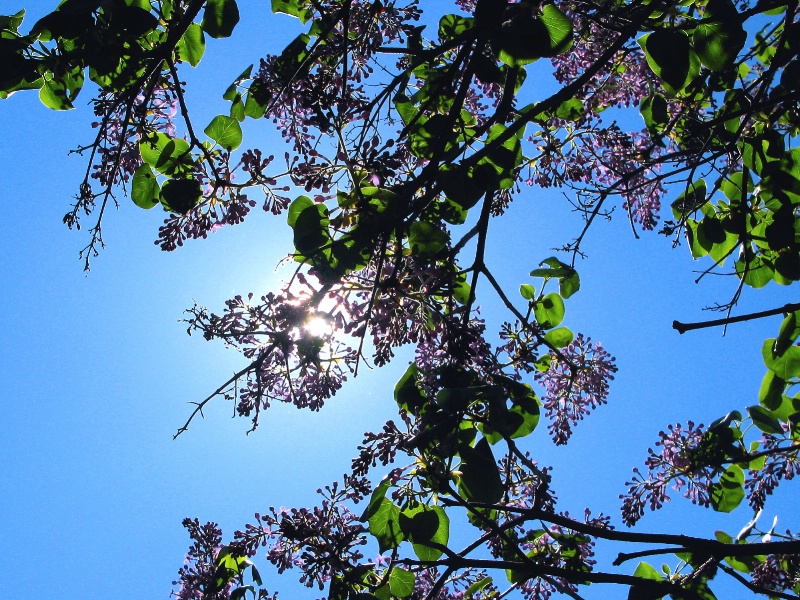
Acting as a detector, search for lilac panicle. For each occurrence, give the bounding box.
[620,421,721,526]
[535,334,617,445]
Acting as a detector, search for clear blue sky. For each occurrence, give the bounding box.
[1,4,797,599]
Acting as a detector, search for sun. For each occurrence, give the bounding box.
[304,315,333,338]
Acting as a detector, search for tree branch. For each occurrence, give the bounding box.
[673,303,800,334]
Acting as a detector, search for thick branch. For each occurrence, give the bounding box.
[673,303,800,334]
[400,556,705,600]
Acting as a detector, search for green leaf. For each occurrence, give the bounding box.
[493,4,573,66]
[440,166,484,210]
[409,221,448,256]
[709,464,744,513]
[177,23,205,67]
[202,0,239,38]
[735,254,774,289]
[544,327,574,348]
[559,268,580,299]
[640,93,669,139]
[271,0,312,22]
[639,30,699,95]
[453,276,471,305]
[759,369,786,411]
[458,437,503,504]
[775,311,800,356]
[633,561,661,581]
[223,65,253,101]
[139,133,192,176]
[628,561,664,600]
[39,71,82,110]
[361,477,392,522]
[389,568,415,599]
[762,339,800,379]
[439,14,474,41]
[287,195,313,228]
[131,164,159,209]
[529,257,579,298]
[367,498,403,552]
[160,178,202,214]
[0,9,25,32]
[204,114,243,151]
[533,293,565,329]
[693,19,746,72]
[555,98,583,121]
[693,0,746,72]
[519,284,535,300]
[394,363,426,414]
[741,132,784,176]
[399,504,450,561]
[481,379,540,443]
[505,382,540,439]
[671,180,707,220]
[538,4,573,56]
[250,564,262,586]
[747,405,784,434]
[482,124,523,190]
[293,203,329,255]
[394,94,418,127]
[463,577,493,598]
[720,170,752,201]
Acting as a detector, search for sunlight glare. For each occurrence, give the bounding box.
[305,315,333,338]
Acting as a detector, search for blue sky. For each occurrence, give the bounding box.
[1,3,798,599]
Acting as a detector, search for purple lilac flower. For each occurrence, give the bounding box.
[745,432,797,510]
[620,421,722,526]
[91,84,178,187]
[551,1,653,113]
[185,286,356,428]
[534,334,617,445]
[751,549,800,593]
[252,1,420,154]
[501,451,556,512]
[172,519,230,600]
[260,503,366,589]
[414,315,499,395]
[409,567,498,599]
[528,124,665,230]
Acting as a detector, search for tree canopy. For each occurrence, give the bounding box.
[3,0,800,598]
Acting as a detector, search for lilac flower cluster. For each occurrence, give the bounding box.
[259,503,366,590]
[338,258,460,367]
[751,546,800,594]
[240,149,292,215]
[252,0,420,154]
[156,149,297,251]
[534,334,617,445]
[498,320,546,379]
[408,567,499,599]
[519,510,611,600]
[186,286,355,427]
[414,315,499,394]
[172,518,232,600]
[551,1,653,113]
[90,84,178,187]
[351,420,408,476]
[501,451,556,512]
[527,124,665,230]
[224,477,370,593]
[745,432,798,510]
[156,191,258,251]
[620,421,719,526]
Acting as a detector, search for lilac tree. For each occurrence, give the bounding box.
[3,0,800,597]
